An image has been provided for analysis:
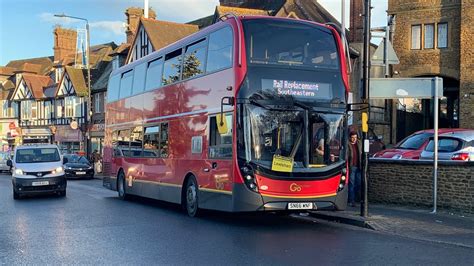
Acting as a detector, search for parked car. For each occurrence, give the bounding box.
[63,154,94,179]
[420,130,474,161]
[373,128,470,159]
[0,152,11,173]
[8,144,67,199]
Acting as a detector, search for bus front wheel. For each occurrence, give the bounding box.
[184,177,199,217]
[117,171,128,200]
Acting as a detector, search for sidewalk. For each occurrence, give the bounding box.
[309,204,474,248]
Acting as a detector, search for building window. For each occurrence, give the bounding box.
[424,24,434,49]
[94,93,102,113]
[437,23,448,48]
[411,25,421,50]
[65,96,82,117]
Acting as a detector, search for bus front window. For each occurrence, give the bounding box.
[244,105,344,172]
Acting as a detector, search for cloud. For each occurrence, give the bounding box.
[90,21,125,35]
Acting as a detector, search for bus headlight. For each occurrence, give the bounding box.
[240,165,258,193]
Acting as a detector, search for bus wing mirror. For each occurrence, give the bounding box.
[216,113,228,135]
[217,96,234,134]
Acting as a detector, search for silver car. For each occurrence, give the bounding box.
[420,130,474,161]
[0,152,11,172]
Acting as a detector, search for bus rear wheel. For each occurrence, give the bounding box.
[185,177,199,217]
[117,171,128,200]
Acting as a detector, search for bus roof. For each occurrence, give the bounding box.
[111,15,336,77]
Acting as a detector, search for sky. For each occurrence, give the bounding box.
[0,0,388,66]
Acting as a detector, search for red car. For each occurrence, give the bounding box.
[373,128,470,159]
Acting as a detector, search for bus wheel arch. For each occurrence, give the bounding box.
[182,173,200,217]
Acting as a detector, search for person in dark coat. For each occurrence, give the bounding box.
[347,131,362,207]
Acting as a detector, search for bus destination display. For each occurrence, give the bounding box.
[262,79,332,99]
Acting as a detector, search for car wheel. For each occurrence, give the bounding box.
[117,171,128,200]
[13,188,20,200]
[184,176,199,217]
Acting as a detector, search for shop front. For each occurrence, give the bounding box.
[54,125,84,154]
[21,127,52,145]
[90,123,105,156]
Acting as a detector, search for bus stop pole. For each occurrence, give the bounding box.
[432,78,439,213]
[361,0,371,218]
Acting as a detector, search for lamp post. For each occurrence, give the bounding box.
[54,13,91,156]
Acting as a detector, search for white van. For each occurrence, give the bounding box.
[8,144,67,199]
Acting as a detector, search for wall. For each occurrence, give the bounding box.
[369,159,474,214]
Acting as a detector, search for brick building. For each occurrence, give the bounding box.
[388,0,474,136]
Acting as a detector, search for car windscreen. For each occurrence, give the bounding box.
[65,154,90,164]
[16,148,61,163]
[397,133,431,150]
[425,138,462,152]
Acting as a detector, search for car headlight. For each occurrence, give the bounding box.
[65,166,72,170]
[52,167,64,174]
[14,168,24,175]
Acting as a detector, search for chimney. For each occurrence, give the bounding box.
[53,27,77,63]
[125,7,156,44]
[349,0,364,43]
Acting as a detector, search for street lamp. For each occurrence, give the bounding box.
[54,13,91,156]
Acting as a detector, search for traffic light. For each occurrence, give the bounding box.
[362,112,368,133]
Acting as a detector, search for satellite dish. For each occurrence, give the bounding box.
[70,120,78,130]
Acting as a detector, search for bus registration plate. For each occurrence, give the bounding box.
[288,202,313,210]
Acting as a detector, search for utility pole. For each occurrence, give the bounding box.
[361,0,371,217]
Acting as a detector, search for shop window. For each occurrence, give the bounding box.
[209,114,233,159]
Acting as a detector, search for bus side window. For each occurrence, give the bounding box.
[183,38,207,80]
[117,129,131,157]
[206,27,233,73]
[209,114,232,159]
[131,126,143,157]
[107,74,120,102]
[119,70,134,99]
[162,49,183,86]
[132,62,146,95]
[159,123,169,158]
[144,123,168,158]
[145,57,163,91]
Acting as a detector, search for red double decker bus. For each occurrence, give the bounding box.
[103,15,350,216]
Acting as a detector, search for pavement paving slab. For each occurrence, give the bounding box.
[309,204,474,249]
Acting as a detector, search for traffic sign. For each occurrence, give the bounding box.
[369,77,443,99]
[371,39,399,65]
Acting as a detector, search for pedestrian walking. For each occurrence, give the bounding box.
[91,150,102,174]
[348,131,361,207]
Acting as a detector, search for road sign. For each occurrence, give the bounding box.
[369,77,443,99]
[371,39,400,65]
